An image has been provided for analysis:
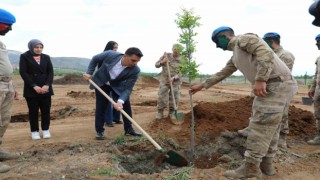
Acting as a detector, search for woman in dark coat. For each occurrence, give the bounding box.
[19,39,54,140]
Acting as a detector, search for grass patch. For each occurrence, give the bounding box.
[17,156,29,162]
[111,155,120,162]
[112,134,126,145]
[226,159,238,170]
[164,166,192,180]
[306,153,320,158]
[91,168,119,176]
[131,136,148,142]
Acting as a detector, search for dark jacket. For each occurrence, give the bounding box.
[19,51,54,97]
[86,50,140,102]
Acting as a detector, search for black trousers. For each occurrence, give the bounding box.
[25,96,51,132]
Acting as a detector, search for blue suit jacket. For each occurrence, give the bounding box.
[86,50,140,102]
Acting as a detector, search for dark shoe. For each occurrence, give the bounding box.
[105,123,114,127]
[113,121,123,124]
[125,129,142,137]
[96,132,105,140]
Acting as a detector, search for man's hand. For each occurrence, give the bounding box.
[253,81,267,97]
[190,84,204,95]
[113,102,123,111]
[83,74,92,81]
[308,91,315,98]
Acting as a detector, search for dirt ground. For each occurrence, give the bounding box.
[2,75,320,180]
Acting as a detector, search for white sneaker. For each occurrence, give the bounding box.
[42,130,51,139]
[31,132,41,140]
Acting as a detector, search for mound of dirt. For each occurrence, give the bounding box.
[149,96,316,146]
[67,91,95,98]
[54,73,89,85]
[136,76,159,87]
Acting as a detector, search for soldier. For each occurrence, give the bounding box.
[190,26,298,179]
[155,44,183,119]
[0,8,19,173]
[238,32,296,152]
[307,34,320,145]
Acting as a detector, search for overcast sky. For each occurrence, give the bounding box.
[1,0,319,76]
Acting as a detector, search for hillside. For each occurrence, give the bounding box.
[8,50,91,71]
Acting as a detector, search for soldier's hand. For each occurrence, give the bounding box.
[161,55,169,64]
[14,90,19,100]
[253,81,267,97]
[83,74,91,81]
[190,84,204,95]
[308,91,315,98]
[169,77,175,84]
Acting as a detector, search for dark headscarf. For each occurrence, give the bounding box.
[103,41,118,51]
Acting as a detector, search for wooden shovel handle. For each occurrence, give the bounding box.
[89,79,164,152]
[165,58,178,110]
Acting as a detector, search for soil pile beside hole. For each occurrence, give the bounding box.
[149,96,316,146]
[54,73,88,85]
[67,91,95,98]
[136,76,159,87]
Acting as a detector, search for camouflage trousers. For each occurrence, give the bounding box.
[280,83,298,134]
[0,81,14,142]
[157,82,180,112]
[313,89,320,131]
[245,80,298,164]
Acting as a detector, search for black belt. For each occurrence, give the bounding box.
[267,76,292,83]
[0,76,12,82]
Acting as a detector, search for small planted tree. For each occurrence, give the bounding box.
[175,8,201,158]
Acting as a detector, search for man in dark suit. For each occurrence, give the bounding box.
[83,47,143,140]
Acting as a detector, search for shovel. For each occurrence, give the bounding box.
[88,79,188,167]
[165,57,184,123]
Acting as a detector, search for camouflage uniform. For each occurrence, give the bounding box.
[203,33,298,164]
[309,56,320,134]
[155,53,181,117]
[274,46,295,150]
[0,41,14,144]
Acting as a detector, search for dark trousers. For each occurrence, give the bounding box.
[104,91,121,124]
[25,96,51,132]
[95,85,133,133]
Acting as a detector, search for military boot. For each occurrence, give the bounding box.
[155,109,164,120]
[307,133,320,145]
[0,149,19,161]
[278,133,288,152]
[260,157,276,176]
[168,109,175,119]
[224,161,262,179]
[0,162,10,173]
[237,127,250,137]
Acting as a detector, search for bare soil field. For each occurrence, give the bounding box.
[1,75,320,180]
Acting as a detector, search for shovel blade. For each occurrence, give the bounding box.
[165,150,188,167]
[170,111,184,125]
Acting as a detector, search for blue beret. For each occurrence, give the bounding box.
[211,26,234,42]
[315,34,320,40]
[0,8,16,25]
[263,32,280,39]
